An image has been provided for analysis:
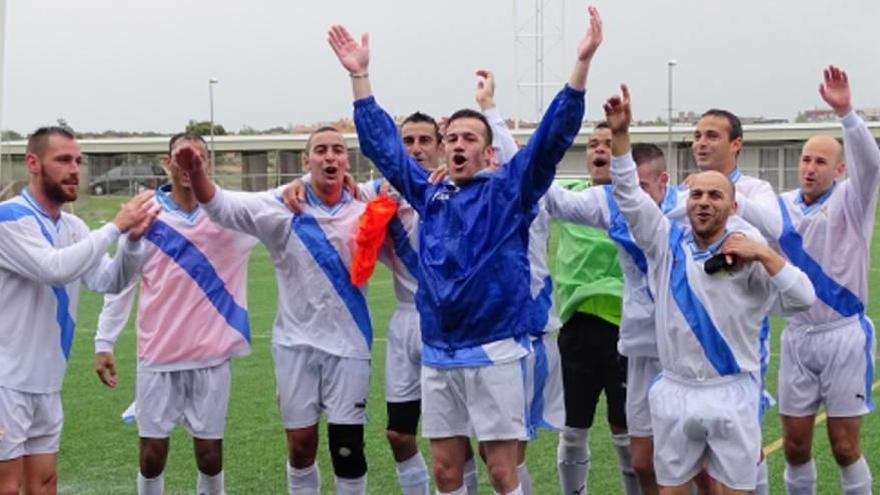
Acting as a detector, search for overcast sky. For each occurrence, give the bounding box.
[2,0,878,134]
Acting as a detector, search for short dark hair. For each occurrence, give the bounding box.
[27,126,76,156]
[593,121,610,131]
[306,126,344,154]
[402,111,442,143]
[168,132,207,153]
[446,109,493,145]
[632,143,666,172]
[701,109,742,141]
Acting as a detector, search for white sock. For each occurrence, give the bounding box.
[396,452,430,495]
[437,485,467,495]
[463,456,478,495]
[287,462,320,495]
[784,459,816,495]
[494,483,523,495]
[197,470,225,495]
[137,471,164,495]
[335,473,367,495]
[611,433,639,495]
[558,427,590,495]
[840,456,872,495]
[517,462,533,495]
[754,457,768,495]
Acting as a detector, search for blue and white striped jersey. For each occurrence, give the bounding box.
[610,153,815,380]
[202,186,372,359]
[0,189,143,393]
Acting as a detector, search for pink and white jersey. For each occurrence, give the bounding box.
[0,189,143,393]
[95,186,258,371]
[202,185,372,360]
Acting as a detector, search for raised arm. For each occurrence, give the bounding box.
[820,66,880,222]
[328,25,431,210]
[544,183,610,229]
[476,69,519,164]
[81,233,147,294]
[606,84,670,260]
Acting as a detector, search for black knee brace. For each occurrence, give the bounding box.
[327,423,367,478]
[386,400,421,435]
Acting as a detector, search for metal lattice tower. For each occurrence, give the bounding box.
[512,0,565,128]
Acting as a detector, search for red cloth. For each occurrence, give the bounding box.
[351,195,398,286]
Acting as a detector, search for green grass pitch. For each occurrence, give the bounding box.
[55,195,879,493]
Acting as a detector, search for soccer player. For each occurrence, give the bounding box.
[285,112,483,495]
[94,133,258,495]
[175,126,372,495]
[604,84,815,495]
[475,69,566,495]
[327,7,601,494]
[544,141,676,495]
[0,126,156,494]
[735,66,878,495]
[551,121,638,495]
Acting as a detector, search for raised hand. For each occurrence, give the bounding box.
[819,65,852,117]
[603,84,632,135]
[328,25,370,75]
[475,69,497,111]
[173,143,205,175]
[576,6,603,61]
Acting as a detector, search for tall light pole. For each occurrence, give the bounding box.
[208,78,219,179]
[0,0,7,191]
[667,59,677,181]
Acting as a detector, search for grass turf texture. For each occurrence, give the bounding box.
[56,194,879,493]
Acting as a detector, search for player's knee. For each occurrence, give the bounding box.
[328,424,367,479]
[24,470,56,494]
[486,460,516,489]
[139,439,169,478]
[431,457,461,489]
[830,437,861,466]
[631,452,655,480]
[385,429,416,455]
[287,429,319,468]
[782,435,812,465]
[0,476,21,495]
[386,400,420,437]
[194,441,223,476]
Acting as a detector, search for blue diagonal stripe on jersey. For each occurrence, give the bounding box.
[145,220,251,342]
[603,186,648,274]
[776,196,873,410]
[291,213,373,349]
[530,276,553,333]
[387,214,420,280]
[668,224,741,376]
[0,202,77,359]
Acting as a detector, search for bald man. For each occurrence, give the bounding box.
[604,85,815,495]
[736,66,879,495]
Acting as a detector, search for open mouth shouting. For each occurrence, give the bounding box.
[592,157,609,168]
[451,154,467,172]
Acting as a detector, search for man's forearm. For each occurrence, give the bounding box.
[189,167,217,204]
[568,57,592,92]
[758,245,785,276]
[351,74,372,100]
[611,130,631,157]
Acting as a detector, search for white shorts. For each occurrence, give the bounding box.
[649,373,761,491]
[422,359,528,442]
[385,305,422,403]
[0,387,62,460]
[626,355,662,438]
[524,333,565,439]
[136,361,231,439]
[273,344,370,429]
[779,316,876,417]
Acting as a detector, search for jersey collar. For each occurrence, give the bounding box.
[305,183,351,215]
[794,181,836,215]
[155,184,201,222]
[688,230,732,261]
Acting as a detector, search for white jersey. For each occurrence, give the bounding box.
[544,183,678,357]
[610,153,815,380]
[202,186,371,360]
[0,190,142,393]
[738,111,880,329]
[95,186,259,371]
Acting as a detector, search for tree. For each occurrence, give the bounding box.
[1,129,23,141]
[186,119,227,136]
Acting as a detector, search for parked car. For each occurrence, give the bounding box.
[89,164,166,195]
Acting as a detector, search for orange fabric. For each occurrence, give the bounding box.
[351,195,399,286]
